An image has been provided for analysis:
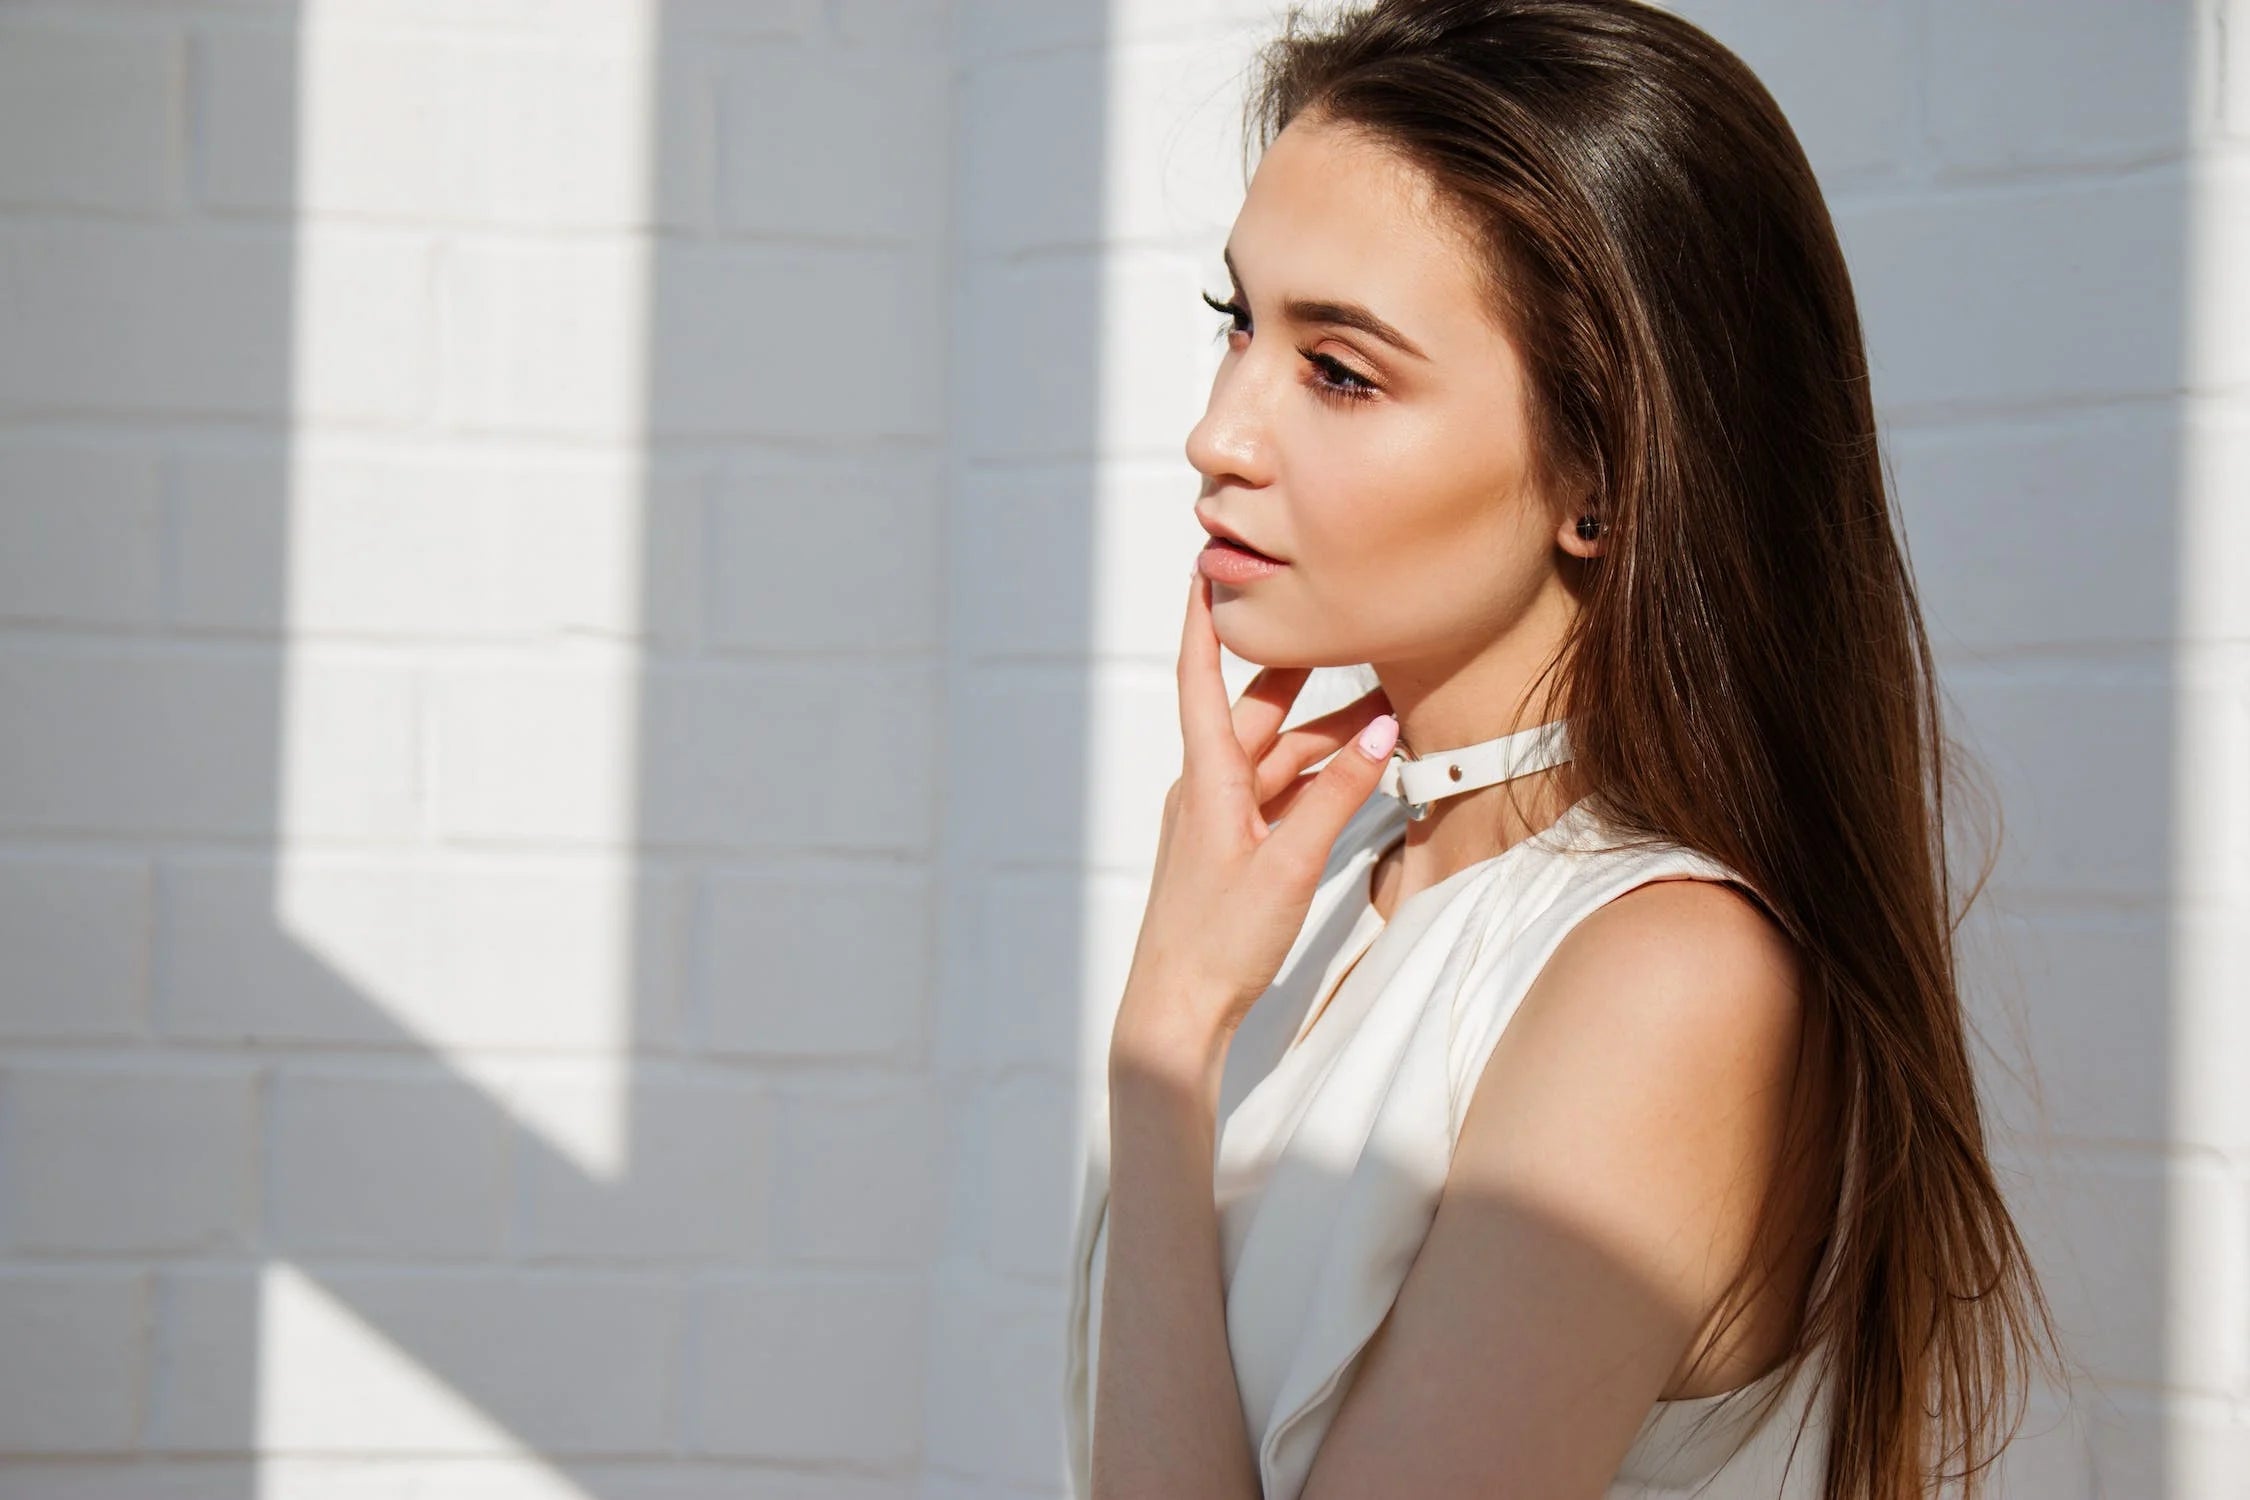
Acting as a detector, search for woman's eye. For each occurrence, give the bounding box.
[1307,354,1378,402]
[1200,288,1249,335]
[1197,288,1380,405]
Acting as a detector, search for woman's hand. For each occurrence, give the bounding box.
[1110,568,1400,1099]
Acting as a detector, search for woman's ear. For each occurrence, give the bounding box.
[1558,505,1606,560]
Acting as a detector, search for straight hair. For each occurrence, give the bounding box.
[1237,4,2073,1496]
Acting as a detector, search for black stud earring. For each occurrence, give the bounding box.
[1575,514,1603,540]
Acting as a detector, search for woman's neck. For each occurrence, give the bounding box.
[1369,600,1586,910]
[1370,755,1585,920]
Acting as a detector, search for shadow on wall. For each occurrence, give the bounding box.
[0,0,1097,1494]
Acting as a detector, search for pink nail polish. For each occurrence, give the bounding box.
[1357,714,1399,760]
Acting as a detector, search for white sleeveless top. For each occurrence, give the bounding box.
[1062,790,1845,1499]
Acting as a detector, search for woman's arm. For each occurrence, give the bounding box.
[1088,571,1399,1498]
[1294,875,1815,1500]
[1089,1034,1262,1500]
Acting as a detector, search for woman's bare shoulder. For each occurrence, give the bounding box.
[1295,873,1820,1497]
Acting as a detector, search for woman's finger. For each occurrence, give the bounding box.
[1230,665,1313,763]
[1176,571,1248,794]
[1261,712,1399,873]
[1258,767,1323,826]
[1249,687,1395,804]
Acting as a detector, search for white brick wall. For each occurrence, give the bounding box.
[0,1,2240,1497]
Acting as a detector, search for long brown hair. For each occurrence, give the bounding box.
[1238,3,2072,1496]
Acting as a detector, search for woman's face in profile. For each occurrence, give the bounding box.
[1186,117,1586,676]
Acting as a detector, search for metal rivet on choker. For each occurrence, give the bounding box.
[1448,764,1463,781]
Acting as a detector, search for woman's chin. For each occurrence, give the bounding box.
[1208,612,1331,673]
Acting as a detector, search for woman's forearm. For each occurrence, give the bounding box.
[1083,570,1394,1498]
[1089,1046,1263,1500]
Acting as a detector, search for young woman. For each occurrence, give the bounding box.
[1060,2,2068,1498]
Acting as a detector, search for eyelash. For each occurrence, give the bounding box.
[1200,289,1381,404]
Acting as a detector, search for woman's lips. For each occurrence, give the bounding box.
[1198,536,1287,584]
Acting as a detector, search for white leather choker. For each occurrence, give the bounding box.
[1375,717,1572,821]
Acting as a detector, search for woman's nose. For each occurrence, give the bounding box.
[1185,364,1274,483]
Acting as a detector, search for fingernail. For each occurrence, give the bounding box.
[1357,714,1399,760]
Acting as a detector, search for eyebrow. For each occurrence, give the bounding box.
[1223,246,1430,362]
